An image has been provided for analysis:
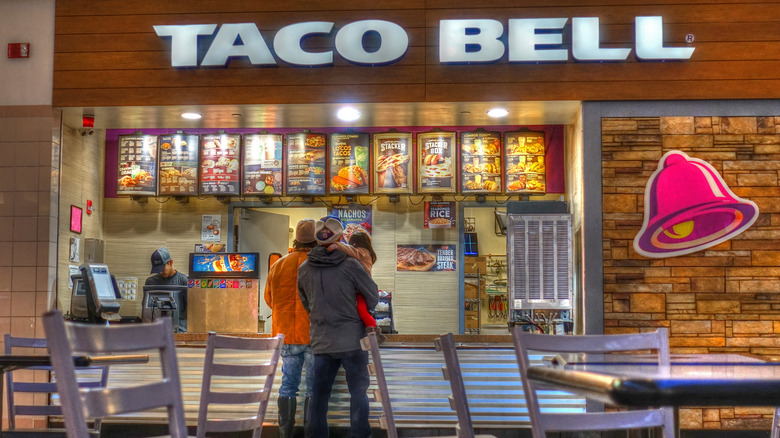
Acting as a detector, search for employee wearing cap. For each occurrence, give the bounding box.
[145,247,188,331]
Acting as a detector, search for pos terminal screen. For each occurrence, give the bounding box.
[90,266,118,299]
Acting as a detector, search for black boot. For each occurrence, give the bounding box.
[278,396,297,438]
[303,396,313,438]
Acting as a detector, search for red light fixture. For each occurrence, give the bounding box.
[82,115,95,128]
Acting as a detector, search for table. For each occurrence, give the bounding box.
[528,353,780,407]
[0,354,149,435]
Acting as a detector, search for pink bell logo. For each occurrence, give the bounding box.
[634,150,759,258]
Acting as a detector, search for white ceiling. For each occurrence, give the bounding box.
[61,101,581,130]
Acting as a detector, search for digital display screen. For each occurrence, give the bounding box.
[189,253,259,279]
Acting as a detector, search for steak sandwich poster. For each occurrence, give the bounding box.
[396,244,456,272]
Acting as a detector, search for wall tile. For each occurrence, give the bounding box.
[11,242,36,267]
[12,216,36,242]
[10,267,36,292]
[10,291,36,317]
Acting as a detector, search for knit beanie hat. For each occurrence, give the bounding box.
[295,219,316,243]
[315,216,344,245]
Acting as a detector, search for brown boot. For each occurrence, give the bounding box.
[366,326,387,345]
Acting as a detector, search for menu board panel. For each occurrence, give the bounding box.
[158,133,199,196]
[243,133,283,196]
[117,133,158,196]
[460,130,502,193]
[285,132,327,196]
[200,133,240,195]
[504,131,547,193]
[373,132,413,194]
[417,131,457,194]
[329,132,370,195]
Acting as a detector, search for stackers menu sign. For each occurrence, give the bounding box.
[158,133,198,196]
[243,133,283,196]
[117,133,158,196]
[417,131,456,194]
[461,130,502,193]
[329,132,370,195]
[286,132,327,196]
[504,131,546,193]
[200,133,240,195]
[424,201,456,229]
[373,132,412,194]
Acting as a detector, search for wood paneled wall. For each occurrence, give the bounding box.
[54,0,780,107]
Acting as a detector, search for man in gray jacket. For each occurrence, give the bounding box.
[298,216,379,438]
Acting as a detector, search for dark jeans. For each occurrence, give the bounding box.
[310,349,370,438]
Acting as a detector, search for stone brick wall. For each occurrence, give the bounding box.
[602,116,780,430]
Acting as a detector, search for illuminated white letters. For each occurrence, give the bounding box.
[439,19,505,63]
[154,15,694,67]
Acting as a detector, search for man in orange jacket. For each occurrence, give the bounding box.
[264,218,317,438]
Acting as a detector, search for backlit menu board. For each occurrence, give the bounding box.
[329,132,370,195]
[117,133,158,196]
[417,131,457,194]
[243,133,283,196]
[286,132,327,196]
[460,130,501,193]
[505,131,546,193]
[373,132,413,194]
[200,133,240,195]
[158,133,199,196]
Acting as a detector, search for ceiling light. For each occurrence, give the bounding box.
[181,112,202,120]
[487,108,509,118]
[337,107,361,122]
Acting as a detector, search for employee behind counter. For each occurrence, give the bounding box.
[145,247,188,331]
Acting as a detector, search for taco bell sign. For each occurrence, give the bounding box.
[154,16,694,68]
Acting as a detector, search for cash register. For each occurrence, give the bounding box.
[70,263,122,323]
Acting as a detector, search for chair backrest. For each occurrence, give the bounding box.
[360,331,399,438]
[4,335,109,432]
[512,326,674,438]
[433,333,478,438]
[196,332,284,438]
[42,309,187,438]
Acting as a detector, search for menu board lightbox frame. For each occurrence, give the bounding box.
[460,129,502,194]
[417,130,457,194]
[285,131,328,196]
[116,133,159,196]
[504,130,547,194]
[188,252,260,279]
[372,131,414,194]
[158,132,199,196]
[328,132,371,195]
[242,132,284,196]
[199,133,241,196]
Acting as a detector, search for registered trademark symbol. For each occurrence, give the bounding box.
[685,34,695,43]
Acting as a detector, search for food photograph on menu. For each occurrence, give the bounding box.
[200,133,241,195]
[243,133,283,196]
[117,133,158,196]
[373,131,413,194]
[417,131,456,194]
[329,132,370,195]
[461,130,502,193]
[396,244,456,272]
[286,132,327,196]
[158,133,199,196]
[504,130,547,193]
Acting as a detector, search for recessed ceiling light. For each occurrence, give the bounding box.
[337,107,361,122]
[181,112,202,120]
[487,108,509,118]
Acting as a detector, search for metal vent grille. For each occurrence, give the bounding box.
[508,214,572,309]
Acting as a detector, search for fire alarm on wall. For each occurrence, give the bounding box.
[7,43,29,59]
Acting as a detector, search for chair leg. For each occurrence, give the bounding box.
[278,396,297,438]
[304,396,313,438]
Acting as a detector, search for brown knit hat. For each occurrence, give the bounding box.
[295,219,316,243]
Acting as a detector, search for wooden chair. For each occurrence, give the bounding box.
[4,335,107,437]
[512,326,675,438]
[433,333,496,438]
[196,332,283,438]
[42,309,188,438]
